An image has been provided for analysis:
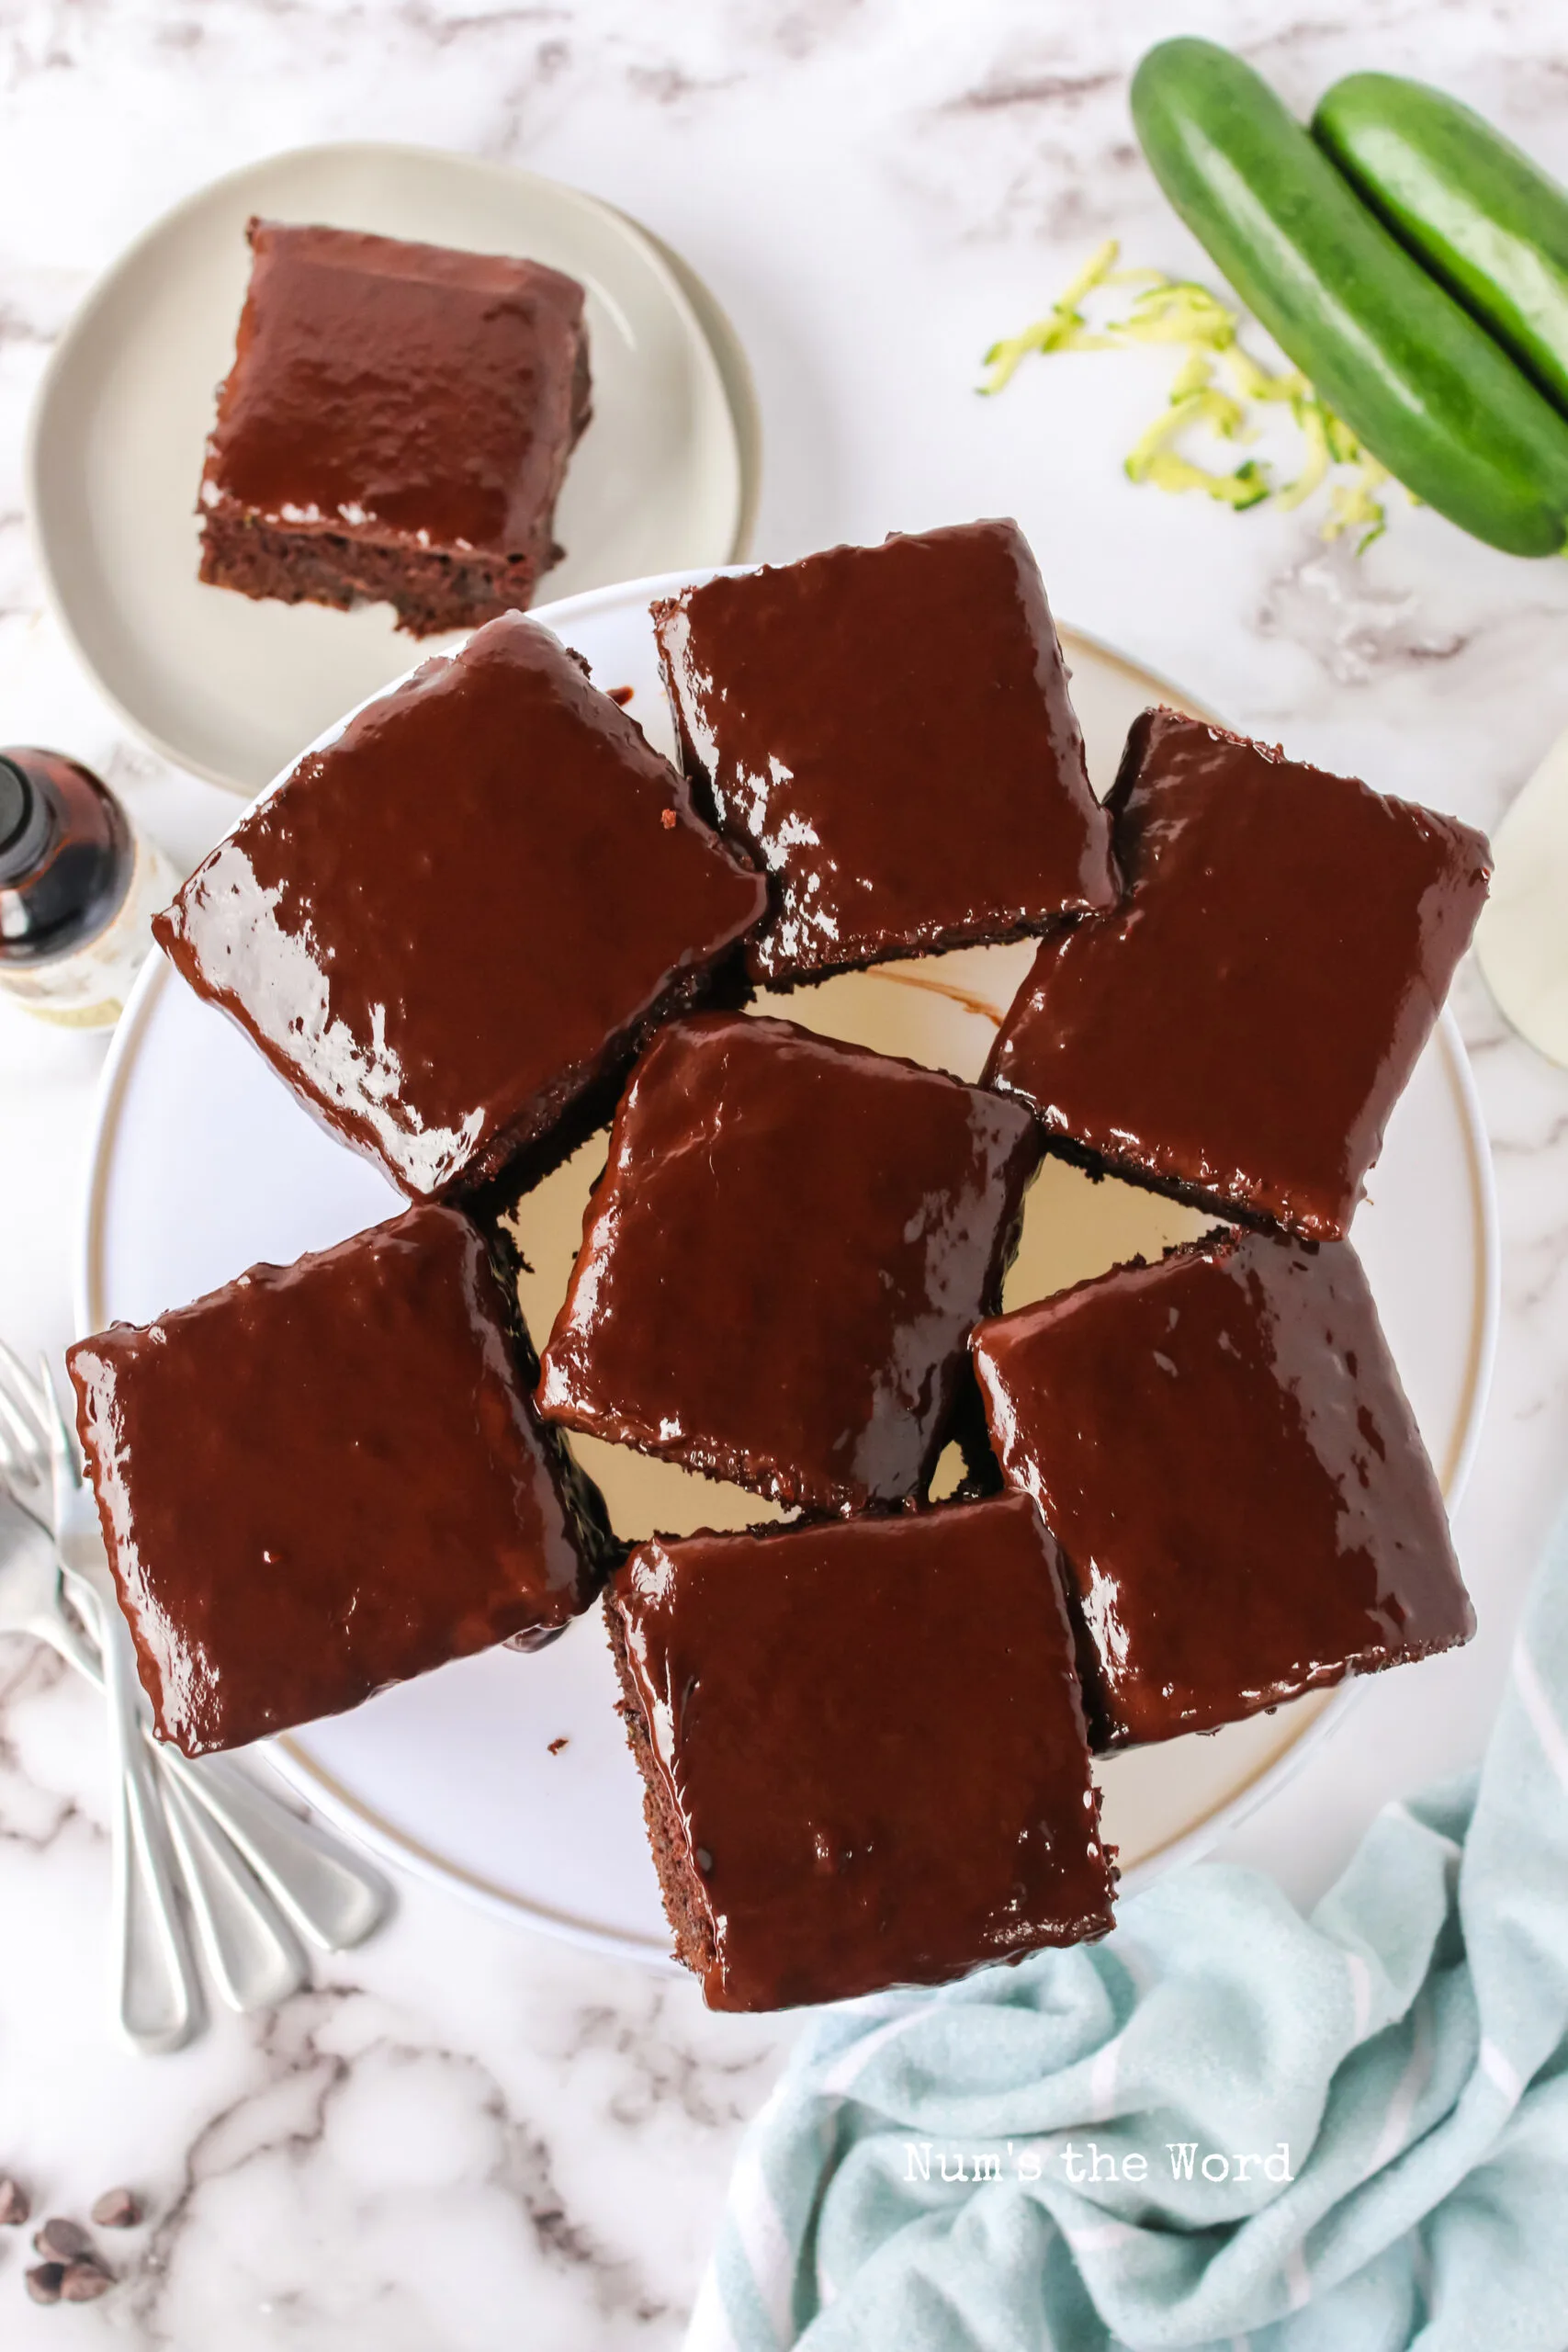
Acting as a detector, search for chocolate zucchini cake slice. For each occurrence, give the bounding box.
[198,219,590,634]
[605,1496,1116,2009]
[972,1227,1473,1749]
[985,707,1491,1241]
[652,519,1118,983]
[69,1203,615,1756]
[155,615,767,1201]
[536,1011,1039,1514]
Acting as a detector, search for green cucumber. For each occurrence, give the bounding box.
[1314,72,1568,418]
[1130,38,1568,557]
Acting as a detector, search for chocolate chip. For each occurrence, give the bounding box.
[33,2216,90,2262]
[90,2188,141,2229]
[24,2263,63,2305]
[0,2175,28,2225]
[60,2260,114,2302]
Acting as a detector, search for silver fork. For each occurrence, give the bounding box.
[0,1344,389,2048]
[0,1498,318,2039]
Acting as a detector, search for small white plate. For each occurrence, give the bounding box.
[77,581,1499,1969]
[27,143,746,797]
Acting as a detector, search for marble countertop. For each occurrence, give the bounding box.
[4,2,1568,2342]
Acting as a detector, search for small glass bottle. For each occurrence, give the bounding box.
[0,748,177,1029]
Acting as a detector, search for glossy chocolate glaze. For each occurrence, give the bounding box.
[985,707,1492,1241]
[536,1012,1040,1514]
[972,1228,1472,1749]
[200,220,589,563]
[606,1495,1115,2010]
[68,1204,612,1758]
[154,614,767,1199]
[652,519,1117,984]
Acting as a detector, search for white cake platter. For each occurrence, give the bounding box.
[77,573,1499,1967]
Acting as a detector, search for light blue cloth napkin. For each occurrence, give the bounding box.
[687,1516,1568,2351]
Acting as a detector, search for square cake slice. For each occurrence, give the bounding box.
[984,707,1491,1241]
[651,518,1118,984]
[197,219,591,635]
[606,1495,1116,2009]
[67,1204,615,1757]
[536,1012,1039,1514]
[154,614,767,1201]
[971,1229,1473,1749]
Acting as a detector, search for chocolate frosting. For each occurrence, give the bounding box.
[536,1012,1040,1514]
[68,1204,611,1758]
[985,707,1492,1240]
[972,1228,1473,1747]
[607,1494,1115,2010]
[200,220,590,562]
[154,614,767,1199]
[652,519,1118,983]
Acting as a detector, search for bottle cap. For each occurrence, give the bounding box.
[0,753,59,888]
[0,757,57,884]
[0,755,29,857]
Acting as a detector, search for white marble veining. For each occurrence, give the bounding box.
[3,1,1568,2341]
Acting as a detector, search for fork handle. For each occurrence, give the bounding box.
[166,1752,389,1954]
[160,1770,310,2010]
[92,1593,205,2052]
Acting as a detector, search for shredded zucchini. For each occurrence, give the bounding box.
[981,241,1391,548]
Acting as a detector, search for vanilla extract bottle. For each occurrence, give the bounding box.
[0,748,176,1029]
